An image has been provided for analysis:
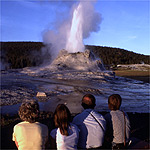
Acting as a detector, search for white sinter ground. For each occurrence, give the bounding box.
[1,50,149,115]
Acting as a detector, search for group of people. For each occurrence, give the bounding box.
[12,94,131,150]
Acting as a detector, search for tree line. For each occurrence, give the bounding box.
[0,42,149,69]
[86,45,149,66]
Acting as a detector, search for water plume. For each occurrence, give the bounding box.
[65,3,84,53]
[42,0,102,60]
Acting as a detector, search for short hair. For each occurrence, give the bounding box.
[108,94,122,110]
[54,104,71,136]
[82,94,96,109]
[18,100,39,123]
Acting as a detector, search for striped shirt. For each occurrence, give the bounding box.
[104,110,130,144]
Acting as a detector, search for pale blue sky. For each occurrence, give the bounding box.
[1,0,149,55]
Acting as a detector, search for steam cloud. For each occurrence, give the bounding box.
[42,0,102,59]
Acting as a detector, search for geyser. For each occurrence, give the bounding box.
[42,1,102,59]
[65,3,84,53]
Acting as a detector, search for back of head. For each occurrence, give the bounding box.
[54,104,71,136]
[18,100,39,123]
[108,94,122,110]
[82,94,96,109]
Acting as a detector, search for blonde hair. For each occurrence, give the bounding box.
[18,100,39,123]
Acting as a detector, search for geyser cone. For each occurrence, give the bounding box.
[50,49,105,71]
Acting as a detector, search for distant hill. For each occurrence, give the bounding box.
[0,42,149,69]
[85,45,149,66]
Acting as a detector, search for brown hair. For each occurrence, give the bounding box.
[18,100,39,123]
[82,94,96,109]
[54,104,71,136]
[108,94,122,110]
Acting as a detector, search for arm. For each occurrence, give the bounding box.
[14,136,19,148]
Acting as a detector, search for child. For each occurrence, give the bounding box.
[104,94,131,149]
[12,100,48,150]
[50,104,79,150]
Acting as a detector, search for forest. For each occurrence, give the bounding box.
[1,42,149,69]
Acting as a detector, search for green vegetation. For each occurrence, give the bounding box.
[86,45,149,65]
[1,42,149,69]
[1,42,49,69]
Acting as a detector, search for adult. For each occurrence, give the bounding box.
[104,94,131,149]
[50,104,79,150]
[72,94,106,149]
[12,100,48,150]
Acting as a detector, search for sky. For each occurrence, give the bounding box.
[1,0,149,55]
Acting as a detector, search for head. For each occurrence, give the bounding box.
[108,94,122,111]
[81,94,96,109]
[18,100,39,123]
[54,104,71,136]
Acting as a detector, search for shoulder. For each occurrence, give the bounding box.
[73,112,82,118]
[92,110,105,120]
[14,121,27,129]
[73,112,83,122]
[36,122,48,130]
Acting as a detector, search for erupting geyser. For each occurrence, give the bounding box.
[65,3,84,52]
[43,1,101,58]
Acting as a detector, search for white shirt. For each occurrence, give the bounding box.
[72,109,106,149]
[50,123,79,150]
[12,121,48,150]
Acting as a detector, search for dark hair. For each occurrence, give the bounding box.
[82,94,96,109]
[108,94,122,110]
[54,104,71,136]
[18,100,39,123]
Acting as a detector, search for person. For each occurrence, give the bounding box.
[104,94,131,149]
[50,104,79,150]
[72,94,106,149]
[12,100,48,150]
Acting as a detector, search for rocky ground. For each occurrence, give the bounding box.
[1,52,149,114]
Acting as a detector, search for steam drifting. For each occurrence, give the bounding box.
[43,1,102,59]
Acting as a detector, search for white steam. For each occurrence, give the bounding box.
[43,1,102,59]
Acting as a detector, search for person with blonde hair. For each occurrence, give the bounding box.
[50,104,79,150]
[12,100,48,150]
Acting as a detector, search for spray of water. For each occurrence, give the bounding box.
[65,3,84,53]
[42,0,101,59]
